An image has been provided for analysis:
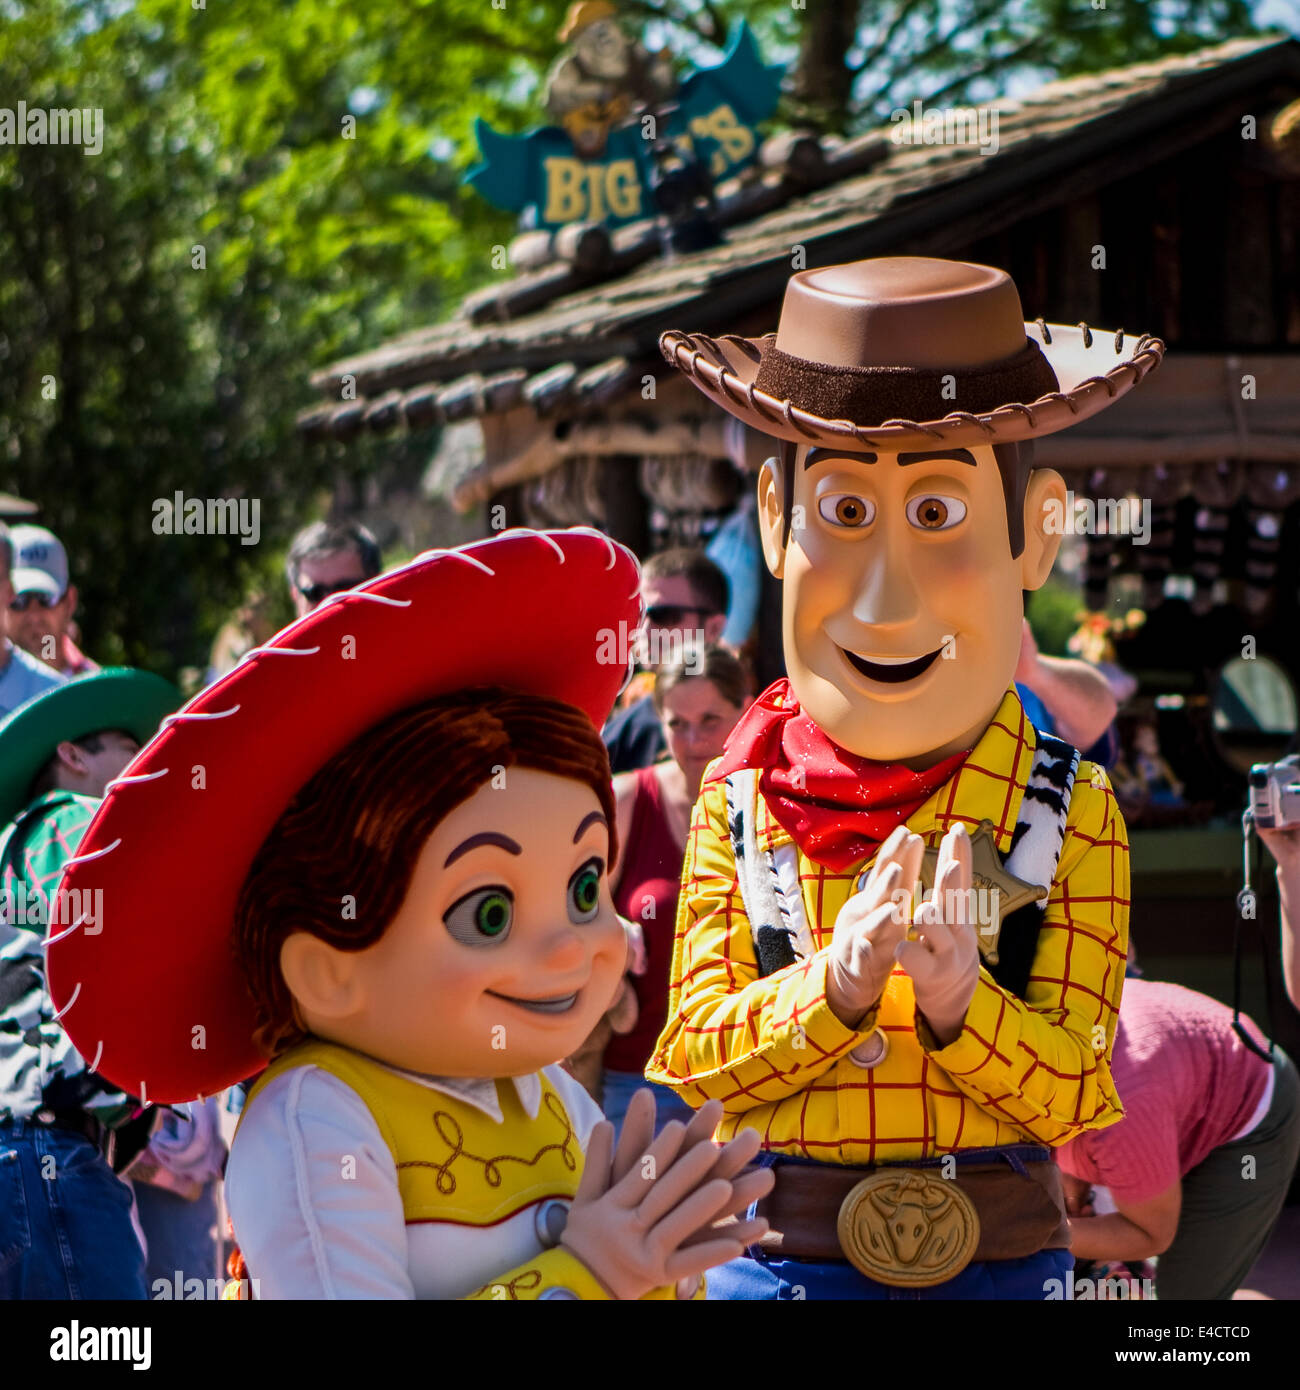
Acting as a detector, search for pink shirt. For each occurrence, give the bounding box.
[1056,978,1271,1204]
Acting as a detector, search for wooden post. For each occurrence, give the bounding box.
[1223,170,1276,345]
[600,455,650,557]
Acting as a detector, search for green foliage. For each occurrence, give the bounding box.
[0,0,1274,673]
[1027,576,1086,657]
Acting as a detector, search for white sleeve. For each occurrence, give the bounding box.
[225,1066,414,1300]
[543,1064,606,1152]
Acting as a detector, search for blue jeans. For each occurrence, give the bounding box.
[134,1180,221,1292]
[601,1070,696,1137]
[0,1120,147,1299]
[707,1247,1073,1300]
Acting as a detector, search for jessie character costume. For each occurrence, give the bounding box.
[649,256,1163,1299]
[48,529,771,1300]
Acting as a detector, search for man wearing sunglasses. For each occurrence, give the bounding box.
[0,524,66,717]
[7,526,99,680]
[602,547,730,775]
[285,519,383,619]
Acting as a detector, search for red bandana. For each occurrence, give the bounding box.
[707,679,970,872]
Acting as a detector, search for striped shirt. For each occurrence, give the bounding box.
[0,791,135,1126]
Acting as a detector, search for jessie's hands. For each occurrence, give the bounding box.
[560,1093,772,1300]
[825,825,923,1028]
[895,822,980,1047]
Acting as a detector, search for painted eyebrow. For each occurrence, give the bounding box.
[444,831,523,867]
[898,449,977,467]
[804,447,877,470]
[573,811,608,844]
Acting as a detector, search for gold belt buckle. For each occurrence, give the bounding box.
[837,1169,980,1288]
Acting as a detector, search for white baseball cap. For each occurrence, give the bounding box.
[9,525,69,601]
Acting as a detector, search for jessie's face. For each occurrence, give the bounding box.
[286,768,627,1078]
[759,444,1061,765]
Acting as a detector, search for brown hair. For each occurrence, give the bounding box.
[233,686,616,1058]
[652,644,749,715]
[641,547,729,615]
[777,437,1035,557]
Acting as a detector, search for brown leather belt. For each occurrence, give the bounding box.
[755,1152,1071,1288]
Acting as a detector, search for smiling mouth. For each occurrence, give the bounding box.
[485,989,580,1015]
[840,647,944,684]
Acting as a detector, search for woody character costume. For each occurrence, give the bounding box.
[47,530,772,1300]
[648,257,1164,1299]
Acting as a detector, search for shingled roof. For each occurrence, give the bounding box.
[300,34,1300,440]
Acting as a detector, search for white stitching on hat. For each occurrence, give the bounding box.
[52,980,80,1019]
[561,525,623,569]
[318,589,412,611]
[44,911,93,947]
[64,838,121,867]
[162,706,241,727]
[242,644,322,660]
[105,767,169,793]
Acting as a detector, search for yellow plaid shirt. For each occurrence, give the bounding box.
[647,688,1129,1163]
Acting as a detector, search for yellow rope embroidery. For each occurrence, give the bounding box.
[397,1090,578,1195]
[473,1269,544,1301]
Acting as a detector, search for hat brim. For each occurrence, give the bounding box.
[660,321,1164,452]
[47,529,641,1103]
[0,668,180,826]
[11,569,63,601]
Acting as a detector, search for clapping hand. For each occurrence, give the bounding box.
[825,824,923,1028]
[894,822,980,1047]
[560,1091,773,1300]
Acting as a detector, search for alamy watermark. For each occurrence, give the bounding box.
[596,621,705,674]
[1044,1269,1156,1300]
[1043,493,1150,545]
[0,104,103,156]
[152,1271,260,1300]
[890,100,999,156]
[152,492,261,546]
[1,885,101,931]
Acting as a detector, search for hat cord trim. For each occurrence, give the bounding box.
[933,411,994,437]
[670,326,1165,439]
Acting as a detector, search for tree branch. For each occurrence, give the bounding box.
[856,0,931,75]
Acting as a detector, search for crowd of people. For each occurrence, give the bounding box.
[0,512,1298,1300]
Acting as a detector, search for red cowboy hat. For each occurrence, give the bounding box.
[47,529,641,1103]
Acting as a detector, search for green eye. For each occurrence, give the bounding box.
[444,886,513,946]
[568,859,603,924]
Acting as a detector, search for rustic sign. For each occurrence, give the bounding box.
[466,21,783,230]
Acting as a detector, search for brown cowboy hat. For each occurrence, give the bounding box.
[660,257,1164,452]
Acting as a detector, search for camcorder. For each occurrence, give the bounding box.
[1248,755,1300,831]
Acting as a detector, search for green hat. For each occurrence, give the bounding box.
[0,667,181,826]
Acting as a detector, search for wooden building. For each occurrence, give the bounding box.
[301,35,1300,1047]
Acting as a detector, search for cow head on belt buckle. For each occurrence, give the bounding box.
[837,1170,979,1288]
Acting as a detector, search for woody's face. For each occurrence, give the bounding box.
[757,443,1064,767]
